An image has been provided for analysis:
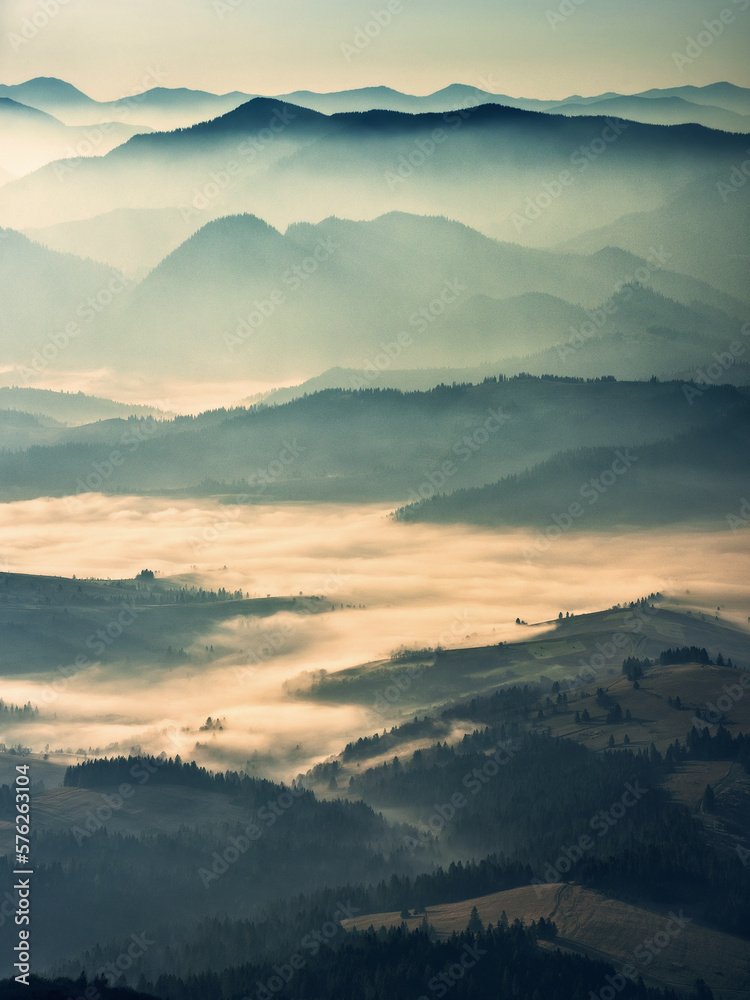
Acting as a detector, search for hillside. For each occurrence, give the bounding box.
[342,882,750,997]
[0,229,128,370]
[0,96,151,176]
[395,402,750,528]
[1,100,746,246]
[4,210,743,385]
[0,387,166,424]
[24,206,215,278]
[0,379,744,503]
[293,603,750,740]
[0,570,331,676]
[561,173,750,303]
[91,213,742,380]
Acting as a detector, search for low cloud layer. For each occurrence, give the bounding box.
[1,496,748,778]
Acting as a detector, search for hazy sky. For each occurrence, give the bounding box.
[2,0,748,99]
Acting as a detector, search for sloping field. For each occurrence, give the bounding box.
[542,660,750,754]
[342,882,750,998]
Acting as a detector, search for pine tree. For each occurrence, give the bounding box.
[467,905,484,934]
[702,784,716,813]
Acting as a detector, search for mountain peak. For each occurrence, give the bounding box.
[201,96,327,130]
[11,76,95,101]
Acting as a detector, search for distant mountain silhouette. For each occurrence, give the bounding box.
[0,76,253,129]
[0,96,150,176]
[1,98,747,244]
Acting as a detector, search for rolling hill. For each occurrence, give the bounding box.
[0,387,167,425]
[561,172,750,303]
[1,99,747,248]
[0,378,745,504]
[29,211,742,383]
[394,403,750,529]
[342,882,750,996]
[0,228,128,370]
[24,206,217,278]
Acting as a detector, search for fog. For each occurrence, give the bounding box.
[1,496,748,779]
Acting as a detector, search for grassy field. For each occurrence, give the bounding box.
[307,606,750,789]
[298,603,750,714]
[342,882,750,998]
[537,660,750,754]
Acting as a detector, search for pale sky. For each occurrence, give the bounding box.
[1,0,748,100]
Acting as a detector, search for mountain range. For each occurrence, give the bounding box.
[2,211,745,386]
[0,96,151,177]
[0,78,747,403]
[0,379,745,509]
[2,98,747,245]
[3,76,749,132]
